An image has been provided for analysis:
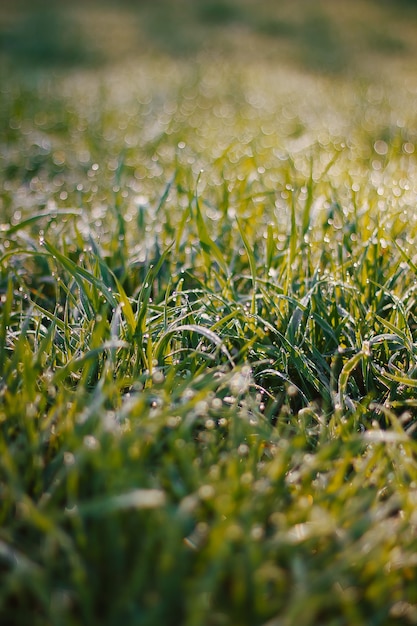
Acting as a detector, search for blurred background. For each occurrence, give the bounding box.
[1,0,417,79]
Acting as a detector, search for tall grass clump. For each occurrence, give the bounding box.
[2,52,417,625]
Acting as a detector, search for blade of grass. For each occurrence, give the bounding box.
[43,240,118,310]
[195,191,229,277]
[236,217,257,318]
[0,278,13,376]
[5,209,82,236]
[154,323,234,366]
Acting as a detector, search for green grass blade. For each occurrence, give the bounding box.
[154,323,234,366]
[195,194,229,277]
[0,278,13,376]
[5,210,82,236]
[42,241,118,310]
[338,350,364,410]
[237,218,257,317]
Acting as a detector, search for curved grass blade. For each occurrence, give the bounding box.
[375,314,413,352]
[43,240,118,309]
[256,368,309,405]
[154,323,234,366]
[5,209,82,236]
[338,350,364,410]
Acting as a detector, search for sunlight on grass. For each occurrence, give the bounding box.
[2,1,417,624]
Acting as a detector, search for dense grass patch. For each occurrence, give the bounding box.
[2,4,417,622]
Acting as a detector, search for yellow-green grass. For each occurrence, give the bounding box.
[2,2,417,624]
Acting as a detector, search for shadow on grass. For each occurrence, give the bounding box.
[0,0,411,76]
[196,0,243,24]
[0,5,100,69]
[138,1,351,75]
[295,10,348,74]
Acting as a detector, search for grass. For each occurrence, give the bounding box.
[2,2,417,625]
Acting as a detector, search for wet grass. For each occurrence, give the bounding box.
[2,2,417,625]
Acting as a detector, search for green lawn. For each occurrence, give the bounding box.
[2,2,417,624]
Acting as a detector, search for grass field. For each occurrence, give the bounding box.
[2,1,417,624]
